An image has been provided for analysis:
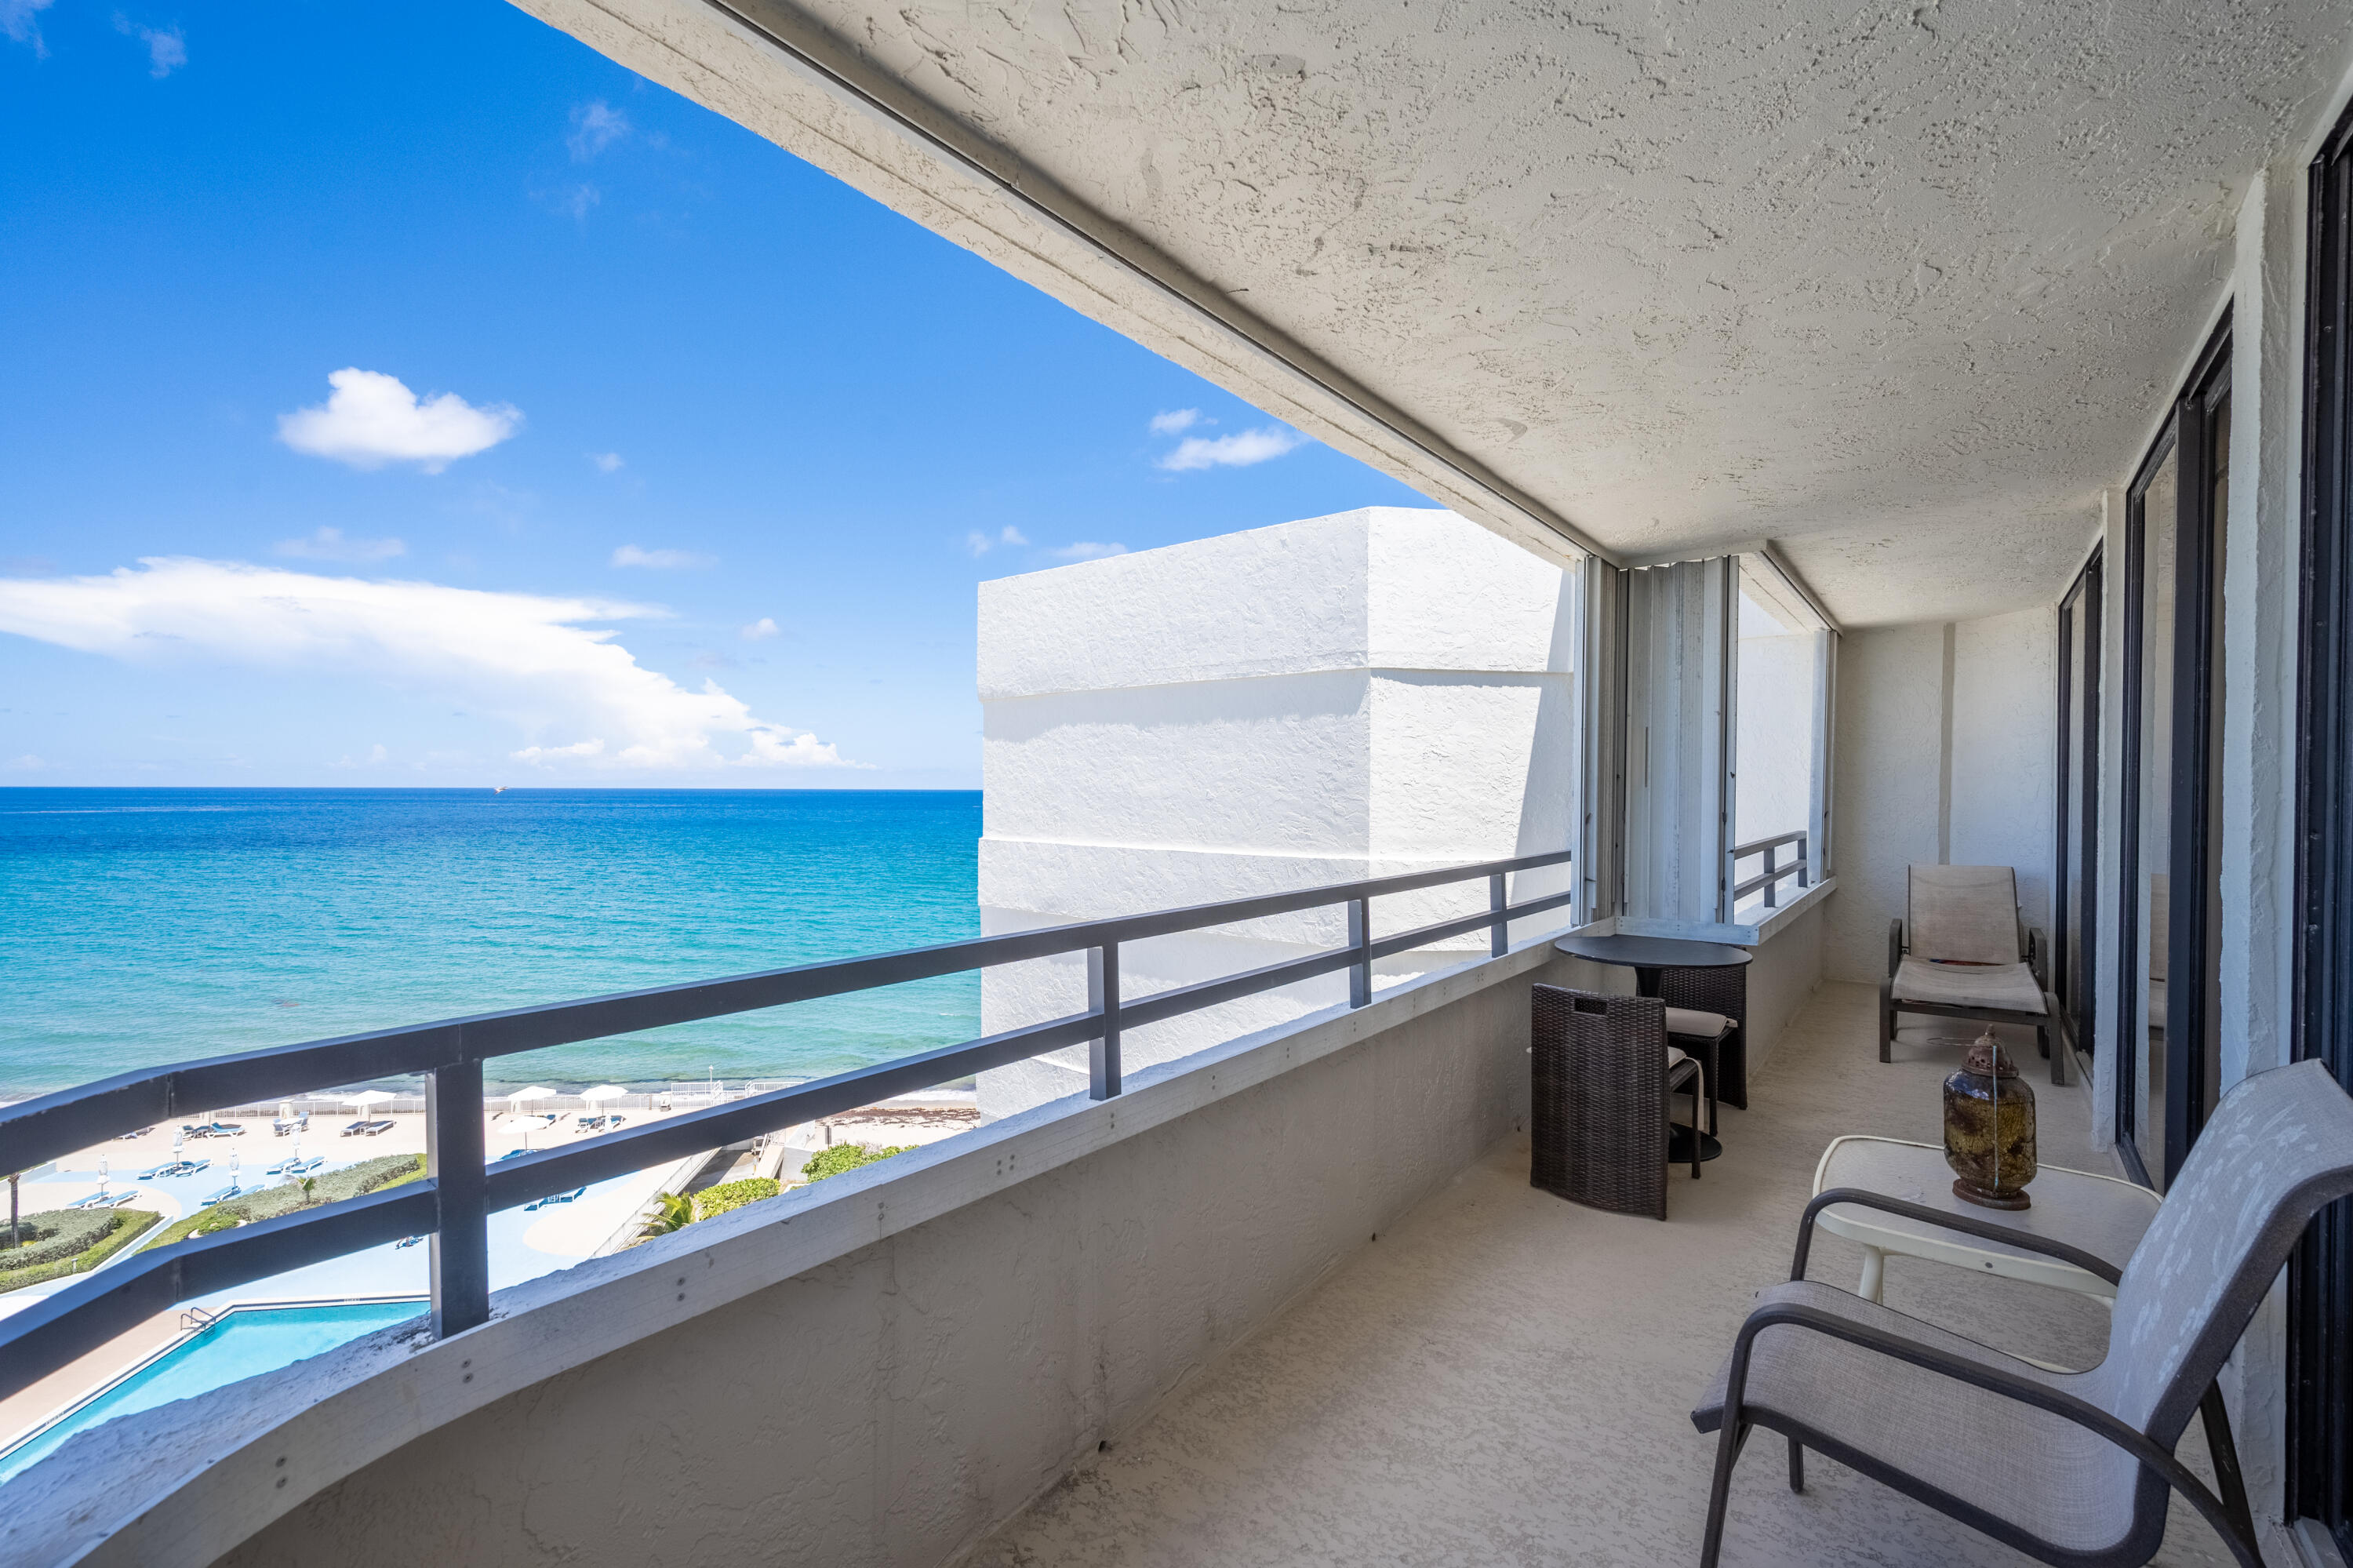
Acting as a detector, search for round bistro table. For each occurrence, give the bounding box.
[1553,933,1753,1164]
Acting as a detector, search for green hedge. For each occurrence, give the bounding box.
[141,1154,427,1253]
[799,1144,915,1184]
[693,1177,780,1221]
[0,1207,122,1270]
[0,1210,162,1293]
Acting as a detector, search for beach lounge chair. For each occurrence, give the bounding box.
[525,1187,586,1211]
[395,1235,424,1249]
[205,1121,245,1137]
[64,1191,110,1210]
[359,1119,394,1136]
[575,1115,604,1131]
[101,1188,140,1207]
[1879,864,2060,1083]
[199,1184,242,1206]
[140,1162,176,1180]
[339,1119,369,1137]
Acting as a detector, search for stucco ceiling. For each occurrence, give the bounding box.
[526,0,2353,626]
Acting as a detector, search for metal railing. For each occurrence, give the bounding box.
[0,849,1574,1405]
[1731,831,1809,911]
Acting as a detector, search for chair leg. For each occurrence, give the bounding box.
[1787,1436,1804,1493]
[1700,1420,1749,1568]
[2198,1382,2257,1550]
[1878,995,1893,1064]
[2046,1019,2068,1087]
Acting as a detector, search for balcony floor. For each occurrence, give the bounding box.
[964,981,2240,1568]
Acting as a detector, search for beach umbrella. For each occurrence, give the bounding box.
[344,1090,396,1112]
[580,1085,627,1104]
[279,1102,293,1121]
[97,1156,108,1195]
[507,1086,555,1110]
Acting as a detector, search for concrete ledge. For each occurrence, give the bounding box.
[3,933,1569,1568]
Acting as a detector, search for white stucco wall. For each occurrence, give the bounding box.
[976,507,1579,1116]
[1824,613,2057,984]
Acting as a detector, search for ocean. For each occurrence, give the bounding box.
[0,788,982,1098]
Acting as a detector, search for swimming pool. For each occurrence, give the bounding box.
[0,1297,425,1485]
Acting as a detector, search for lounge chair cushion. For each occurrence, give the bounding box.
[1893,957,2046,1014]
[1908,864,2023,965]
[1665,1006,1731,1039]
[1692,1279,2134,1553]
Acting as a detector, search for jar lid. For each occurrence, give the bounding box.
[1962,1024,2017,1078]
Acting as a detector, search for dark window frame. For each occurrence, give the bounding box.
[2053,546,2102,1069]
[2115,311,2231,1192]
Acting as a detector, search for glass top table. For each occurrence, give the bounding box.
[1552,933,1752,1164]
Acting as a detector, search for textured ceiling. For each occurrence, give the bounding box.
[528,0,2352,625]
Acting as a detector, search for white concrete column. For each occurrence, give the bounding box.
[2215,161,2311,1530]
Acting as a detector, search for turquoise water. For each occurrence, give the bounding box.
[0,1298,427,1483]
[0,788,981,1097]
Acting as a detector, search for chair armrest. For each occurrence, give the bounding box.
[1886,918,1904,979]
[2027,926,2049,989]
[1710,1301,2261,1568]
[1790,1187,2122,1286]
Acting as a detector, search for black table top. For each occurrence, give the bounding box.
[1554,933,1754,970]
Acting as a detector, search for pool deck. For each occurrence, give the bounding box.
[0,1094,988,1459]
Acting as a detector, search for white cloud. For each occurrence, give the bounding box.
[332,743,391,769]
[113,14,184,77]
[590,451,624,473]
[567,101,630,162]
[741,617,779,640]
[3,753,47,772]
[273,526,406,563]
[1047,541,1127,562]
[554,184,599,222]
[4,0,55,56]
[611,544,715,569]
[964,525,1031,557]
[278,369,521,473]
[1148,409,1200,435]
[0,558,859,772]
[1157,426,1307,471]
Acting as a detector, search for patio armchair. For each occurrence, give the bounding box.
[1690,1059,2353,1568]
[1880,864,2060,1083]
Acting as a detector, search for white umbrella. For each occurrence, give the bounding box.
[507,1086,556,1110]
[580,1086,627,1128]
[344,1090,397,1112]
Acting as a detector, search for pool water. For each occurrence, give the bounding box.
[0,1298,424,1484]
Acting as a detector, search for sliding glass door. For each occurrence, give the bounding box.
[2117,321,2230,1192]
[2053,551,2101,1068]
[2293,98,2353,1558]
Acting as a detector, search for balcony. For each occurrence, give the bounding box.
[0,895,2249,1568]
[966,981,2242,1568]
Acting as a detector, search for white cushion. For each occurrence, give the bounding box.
[1665,1006,1731,1039]
[1892,957,2046,1014]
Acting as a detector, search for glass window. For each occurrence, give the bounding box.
[1731,565,1828,921]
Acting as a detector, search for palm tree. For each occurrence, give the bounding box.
[642,1191,694,1236]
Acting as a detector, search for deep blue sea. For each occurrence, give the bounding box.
[0,788,981,1097]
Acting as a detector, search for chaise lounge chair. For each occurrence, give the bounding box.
[1691,1059,2353,1567]
[1880,863,2060,1083]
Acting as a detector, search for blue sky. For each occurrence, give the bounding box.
[0,0,1430,788]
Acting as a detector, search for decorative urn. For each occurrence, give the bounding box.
[1944,1024,2037,1209]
